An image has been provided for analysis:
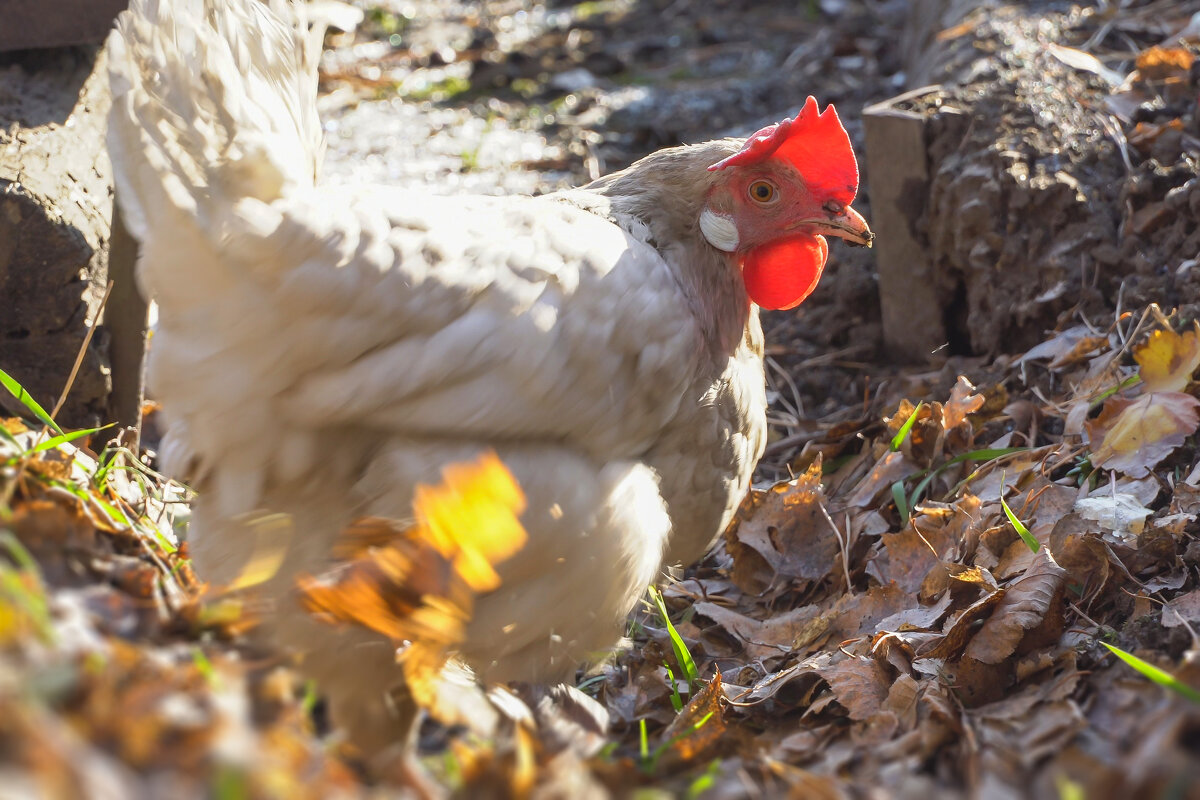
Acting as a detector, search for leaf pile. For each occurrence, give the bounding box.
[300,306,1200,798]
[0,420,358,798]
[579,309,1200,798]
[4,318,1200,798]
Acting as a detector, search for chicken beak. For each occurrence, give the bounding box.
[796,205,874,248]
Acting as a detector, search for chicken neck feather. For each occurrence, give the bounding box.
[580,140,754,359]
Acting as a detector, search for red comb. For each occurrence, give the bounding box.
[707,97,859,206]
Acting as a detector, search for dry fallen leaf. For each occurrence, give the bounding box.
[877,517,957,595]
[658,668,727,766]
[1162,589,1200,629]
[299,452,528,717]
[415,453,528,593]
[1128,120,1186,155]
[817,656,890,721]
[1133,322,1200,393]
[943,375,985,430]
[1087,392,1200,478]
[1135,45,1195,80]
[724,458,840,594]
[964,549,1066,665]
[847,449,914,508]
[1047,43,1126,86]
[1074,494,1153,539]
[693,601,819,662]
[1017,325,1110,369]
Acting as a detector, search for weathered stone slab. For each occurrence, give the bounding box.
[0,46,114,427]
[1,0,127,53]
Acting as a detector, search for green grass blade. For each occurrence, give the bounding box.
[6,424,112,465]
[1002,496,1040,553]
[40,477,129,526]
[301,679,319,717]
[212,766,250,800]
[0,368,63,434]
[1091,373,1140,407]
[664,662,683,711]
[908,469,936,510]
[890,402,924,452]
[999,473,1039,553]
[650,710,716,770]
[92,447,117,491]
[909,447,1029,510]
[192,647,218,687]
[892,480,910,526]
[0,532,55,643]
[1102,642,1200,703]
[687,760,722,799]
[576,673,606,694]
[1055,775,1086,800]
[946,448,1035,500]
[649,585,699,691]
[639,718,650,762]
[0,530,38,572]
[945,447,1030,467]
[38,478,160,552]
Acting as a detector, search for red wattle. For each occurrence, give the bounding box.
[741,234,829,310]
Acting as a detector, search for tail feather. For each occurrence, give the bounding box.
[104,0,325,499]
[106,0,322,243]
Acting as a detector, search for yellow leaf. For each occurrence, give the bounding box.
[414,452,527,593]
[1134,322,1200,393]
[298,452,528,721]
[225,512,294,591]
[1088,392,1200,477]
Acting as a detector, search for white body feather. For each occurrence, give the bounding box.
[107,0,766,748]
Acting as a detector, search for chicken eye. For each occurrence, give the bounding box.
[748,180,777,204]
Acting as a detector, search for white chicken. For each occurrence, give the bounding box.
[106,0,871,752]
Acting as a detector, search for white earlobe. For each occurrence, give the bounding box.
[699,208,740,252]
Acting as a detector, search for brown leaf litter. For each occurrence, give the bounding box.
[5,306,1200,797]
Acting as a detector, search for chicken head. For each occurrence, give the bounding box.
[701,96,873,310]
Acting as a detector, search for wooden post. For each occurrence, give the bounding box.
[862,88,943,362]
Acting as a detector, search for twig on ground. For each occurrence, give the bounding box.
[51,280,115,422]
